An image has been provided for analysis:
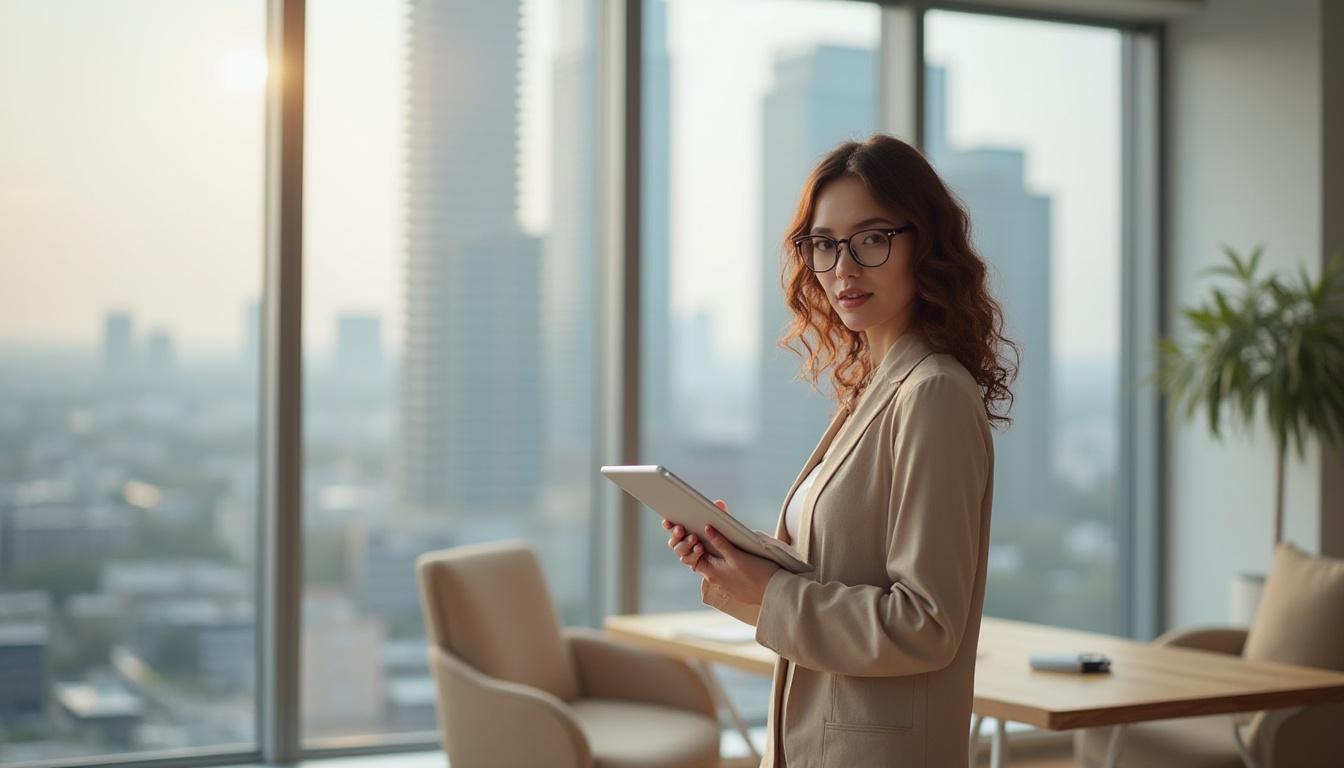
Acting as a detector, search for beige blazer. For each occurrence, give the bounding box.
[704,333,994,768]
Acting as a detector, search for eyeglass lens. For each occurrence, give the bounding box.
[796,228,893,272]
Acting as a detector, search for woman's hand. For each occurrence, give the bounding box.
[663,501,781,606]
[664,517,706,570]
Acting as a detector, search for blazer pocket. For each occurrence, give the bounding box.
[829,673,920,730]
[821,722,923,767]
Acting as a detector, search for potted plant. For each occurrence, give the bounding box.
[1154,246,1344,621]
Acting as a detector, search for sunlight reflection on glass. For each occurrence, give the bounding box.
[220,48,268,93]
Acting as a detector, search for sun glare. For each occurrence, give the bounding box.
[220,48,268,93]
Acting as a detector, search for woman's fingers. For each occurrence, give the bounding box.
[665,521,704,566]
[665,518,718,572]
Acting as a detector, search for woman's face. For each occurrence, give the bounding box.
[807,175,917,361]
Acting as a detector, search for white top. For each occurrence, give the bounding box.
[785,460,825,543]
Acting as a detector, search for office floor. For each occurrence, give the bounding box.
[975,748,1077,768]
[295,735,1080,768]
[718,738,1080,767]
[304,751,1078,768]
[723,753,1076,768]
[288,731,1085,768]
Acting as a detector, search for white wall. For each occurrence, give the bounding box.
[1164,0,1325,628]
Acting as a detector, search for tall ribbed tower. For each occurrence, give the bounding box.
[399,0,543,520]
[925,65,1057,526]
[540,0,597,488]
[749,55,1055,528]
[541,0,672,480]
[748,45,876,518]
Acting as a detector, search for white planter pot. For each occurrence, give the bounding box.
[1230,572,1266,627]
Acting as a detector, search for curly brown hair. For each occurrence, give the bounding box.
[780,134,1018,427]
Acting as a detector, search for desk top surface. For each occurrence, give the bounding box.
[604,610,1344,730]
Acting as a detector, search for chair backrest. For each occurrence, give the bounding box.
[1242,542,1344,670]
[416,539,581,701]
[1241,543,1344,768]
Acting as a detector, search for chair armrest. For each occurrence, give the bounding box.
[566,627,717,717]
[1152,626,1247,656]
[1248,701,1344,768]
[429,646,592,768]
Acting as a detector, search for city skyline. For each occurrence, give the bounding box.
[0,1,1120,368]
[0,2,1131,761]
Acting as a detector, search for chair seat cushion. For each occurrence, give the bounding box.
[1073,715,1244,768]
[571,698,721,768]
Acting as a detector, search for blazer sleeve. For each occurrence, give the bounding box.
[754,371,991,676]
[702,579,762,626]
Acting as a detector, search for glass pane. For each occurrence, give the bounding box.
[925,11,1125,633]
[300,0,597,745]
[639,0,880,609]
[639,0,881,746]
[0,1,265,762]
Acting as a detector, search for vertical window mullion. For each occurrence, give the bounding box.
[1120,28,1163,640]
[259,0,305,761]
[595,0,644,620]
[879,2,925,148]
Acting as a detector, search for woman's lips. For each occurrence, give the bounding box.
[837,290,871,309]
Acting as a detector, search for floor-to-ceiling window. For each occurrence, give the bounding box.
[637,0,883,737]
[0,1,1154,764]
[629,1,1151,743]
[636,0,882,612]
[925,10,1130,634]
[635,4,1139,631]
[0,2,265,761]
[299,0,598,748]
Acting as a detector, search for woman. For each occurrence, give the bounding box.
[665,134,1016,767]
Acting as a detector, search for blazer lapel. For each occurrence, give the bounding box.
[790,334,936,560]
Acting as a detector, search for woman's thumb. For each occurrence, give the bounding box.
[702,525,732,558]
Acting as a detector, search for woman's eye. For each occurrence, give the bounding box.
[861,232,889,246]
[814,239,837,252]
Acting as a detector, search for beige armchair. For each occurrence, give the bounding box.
[416,539,722,768]
[1074,543,1344,768]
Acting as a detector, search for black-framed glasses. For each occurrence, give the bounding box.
[792,225,912,273]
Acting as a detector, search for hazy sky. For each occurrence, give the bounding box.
[0,0,270,352]
[0,0,1119,362]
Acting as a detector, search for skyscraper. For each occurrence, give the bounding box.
[101,312,135,388]
[639,1,673,460]
[541,0,673,610]
[333,313,384,395]
[748,45,876,519]
[540,0,598,487]
[925,65,1057,523]
[541,0,672,476]
[399,0,543,520]
[749,52,1056,526]
[143,329,174,384]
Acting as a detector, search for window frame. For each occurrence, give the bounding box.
[600,0,1163,639]
[0,0,1162,765]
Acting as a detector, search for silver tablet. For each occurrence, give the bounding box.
[600,464,813,574]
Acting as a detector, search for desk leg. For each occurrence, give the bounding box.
[990,718,1008,768]
[1100,724,1126,768]
[969,714,984,767]
[694,660,761,761]
[1233,707,1301,768]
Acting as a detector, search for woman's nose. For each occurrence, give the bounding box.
[833,244,862,277]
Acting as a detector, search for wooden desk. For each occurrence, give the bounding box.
[604,611,1344,768]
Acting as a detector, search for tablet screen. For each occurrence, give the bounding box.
[600,464,813,574]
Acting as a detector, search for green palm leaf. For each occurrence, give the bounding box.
[1150,247,1344,547]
